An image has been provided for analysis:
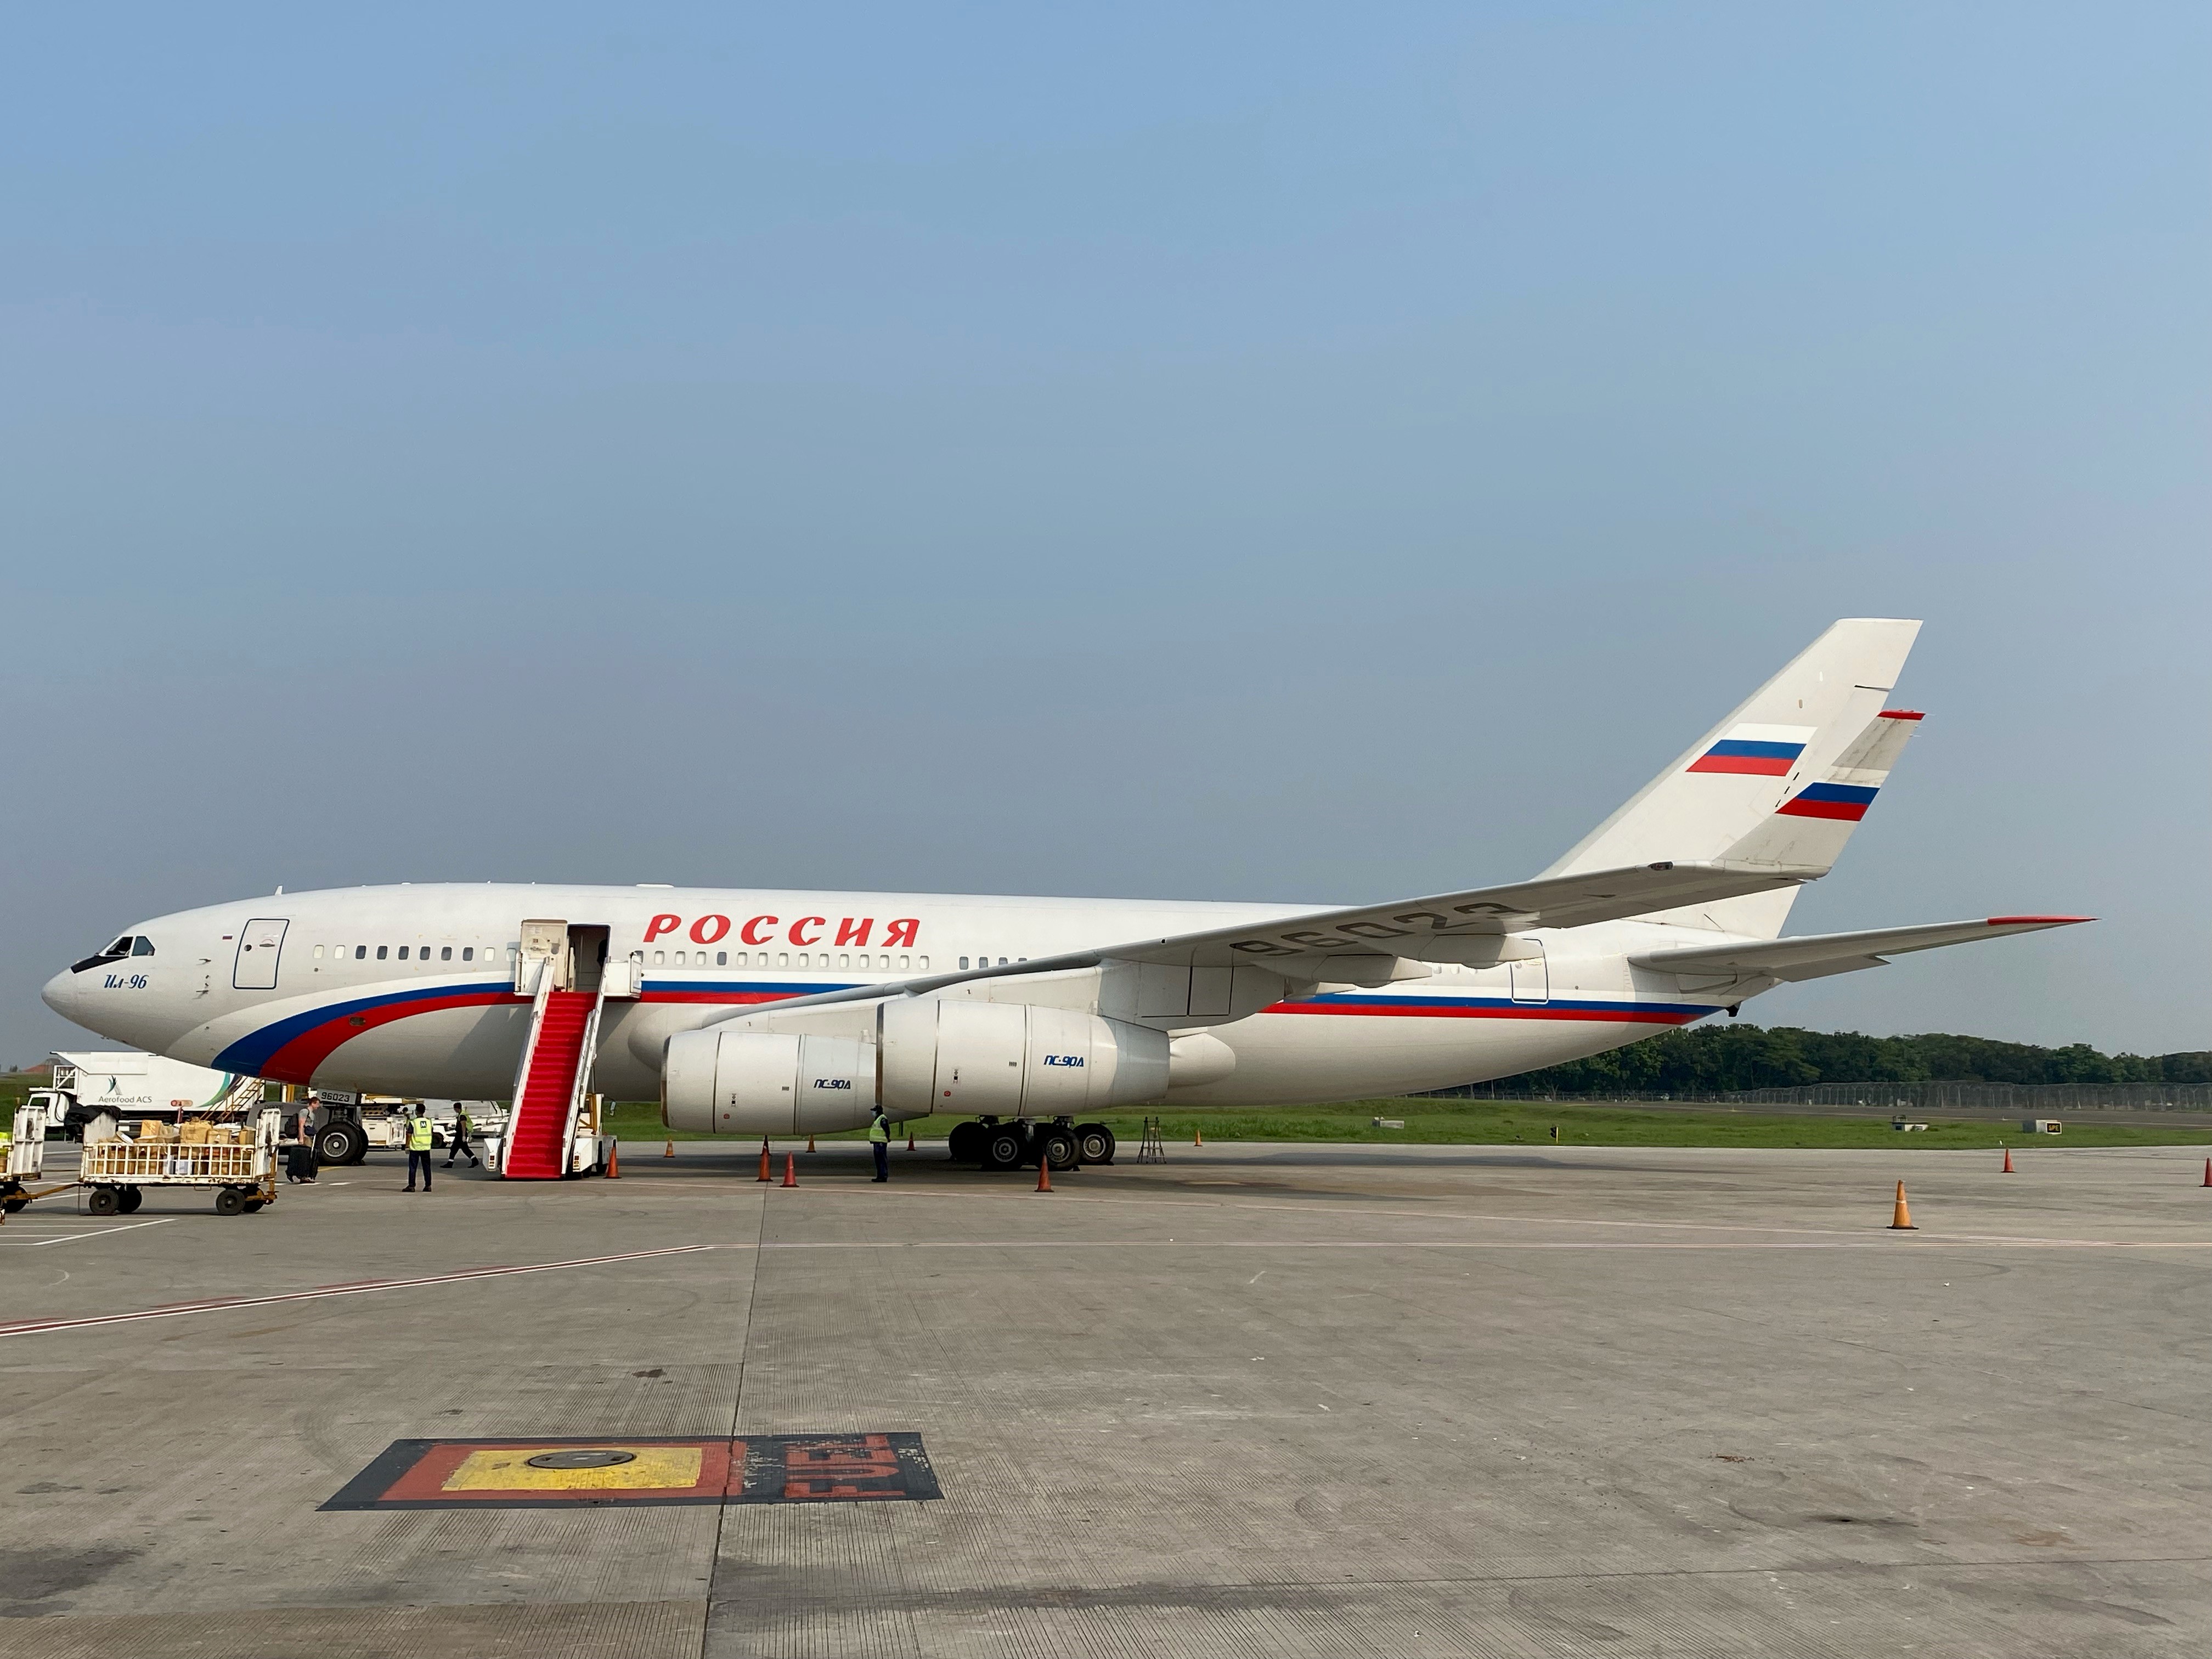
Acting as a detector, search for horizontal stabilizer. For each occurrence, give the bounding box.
[1630,915,2092,984]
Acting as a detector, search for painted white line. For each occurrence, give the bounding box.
[0,1243,715,1338]
[0,1219,177,1249]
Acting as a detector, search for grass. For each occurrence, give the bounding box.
[600,1098,2212,1152]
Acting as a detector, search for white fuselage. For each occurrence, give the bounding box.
[42,883,1729,1110]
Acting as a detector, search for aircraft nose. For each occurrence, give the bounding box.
[42,968,80,1020]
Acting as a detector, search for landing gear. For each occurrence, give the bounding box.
[947,1121,986,1164]
[1074,1122,1115,1165]
[979,1125,1028,1171]
[1035,1127,1078,1172]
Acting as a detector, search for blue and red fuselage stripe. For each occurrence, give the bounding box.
[216,979,1713,1084]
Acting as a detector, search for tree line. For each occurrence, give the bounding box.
[1492,1025,2211,1096]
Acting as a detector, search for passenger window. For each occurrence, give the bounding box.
[777,952,789,968]
[998,957,1007,967]
[674,950,686,966]
[959,957,969,969]
[313,945,324,960]
[356,945,368,960]
[918,956,928,969]
[900,955,911,970]
[399,946,411,960]
[132,938,156,957]
[716,951,727,966]
[462,947,473,962]
[653,950,665,965]
[441,946,452,961]
[377,946,388,960]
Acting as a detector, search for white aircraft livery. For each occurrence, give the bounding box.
[44,620,2087,1176]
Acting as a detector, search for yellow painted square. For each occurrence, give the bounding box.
[440,1446,705,1492]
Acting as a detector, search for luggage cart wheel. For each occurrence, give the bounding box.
[117,1187,143,1214]
[214,1188,249,1217]
[242,1198,267,1214]
[87,1187,121,1217]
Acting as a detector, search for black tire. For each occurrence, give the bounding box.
[2,1197,28,1214]
[315,1120,368,1166]
[86,1187,121,1217]
[242,1198,266,1214]
[947,1121,985,1164]
[980,1126,1027,1171]
[215,1187,249,1217]
[1037,1129,1078,1172]
[117,1187,143,1214]
[1075,1123,1115,1165]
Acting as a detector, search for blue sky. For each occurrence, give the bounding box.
[4,3,2206,1062]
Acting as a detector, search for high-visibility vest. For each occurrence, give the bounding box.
[866,1115,890,1143]
[454,1111,472,1136]
[407,1116,434,1152]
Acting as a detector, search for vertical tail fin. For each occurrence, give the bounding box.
[1542,618,1922,937]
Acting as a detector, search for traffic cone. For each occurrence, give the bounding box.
[606,1142,620,1179]
[808,1136,816,1153]
[2001,1144,2013,1173]
[2201,1157,2210,1189]
[1036,1156,1052,1193]
[906,1131,916,1152]
[1194,1128,1203,1147]
[758,1141,771,1182]
[1888,1181,1917,1230]
[663,1137,675,1159]
[782,1153,798,1188]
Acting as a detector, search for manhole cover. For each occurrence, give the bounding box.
[524,1449,637,1470]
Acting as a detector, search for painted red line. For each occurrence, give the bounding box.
[0,1244,715,1339]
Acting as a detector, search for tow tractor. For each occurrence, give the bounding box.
[3,1098,77,1214]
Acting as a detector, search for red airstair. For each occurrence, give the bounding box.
[501,988,601,1180]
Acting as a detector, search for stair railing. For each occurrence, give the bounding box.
[499,969,561,1176]
[556,989,608,1175]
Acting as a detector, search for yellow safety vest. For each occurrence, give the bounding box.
[866,1115,890,1143]
[407,1116,434,1152]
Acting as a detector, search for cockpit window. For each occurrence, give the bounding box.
[130,937,156,957]
[71,935,136,973]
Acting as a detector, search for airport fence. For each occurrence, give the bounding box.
[1420,1081,2212,1113]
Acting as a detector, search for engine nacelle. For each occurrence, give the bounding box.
[662,1029,876,1136]
[878,999,1169,1116]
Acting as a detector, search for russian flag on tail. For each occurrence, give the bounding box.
[1773,710,1922,821]
[1686,724,1813,776]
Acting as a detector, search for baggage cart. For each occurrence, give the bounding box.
[76,1108,284,1216]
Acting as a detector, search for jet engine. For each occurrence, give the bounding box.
[878,998,1169,1115]
[662,1029,876,1136]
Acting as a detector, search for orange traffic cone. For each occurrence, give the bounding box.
[2001,1144,2014,1173]
[906,1131,916,1152]
[1035,1155,1052,1193]
[663,1137,675,1159]
[606,1142,620,1179]
[808,1136,816,1153]
[2201,1158,2210,1189]
[782,1153,798,1188]
[758,1141,771,1182]
[1888,1180,1917,1230]
[1194,1127,1203,1147]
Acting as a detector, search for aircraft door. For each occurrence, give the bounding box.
[233,918,290,990]
[1509,941,1549,1005]
[517,919,568,994]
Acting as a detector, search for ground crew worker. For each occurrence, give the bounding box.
[867,1104,891,1182]
[403,1106,435,1192]
[444,1105,479,1169]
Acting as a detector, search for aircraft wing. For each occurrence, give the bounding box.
[1093,859,1824,970]
[1629,915,2093,983]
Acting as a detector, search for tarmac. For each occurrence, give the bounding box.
[3,1136,2210,1657]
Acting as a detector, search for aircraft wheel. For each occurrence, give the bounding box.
[1075,1123,1114,1165]
[117,1187,144,1214]
[979,1126,1027,1171]
[86,1187,121,1217]
[947,1121,985,1164]
[214,1187,249,1217]
[1037,1128,1079,1172]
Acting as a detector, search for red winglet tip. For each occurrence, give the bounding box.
[1985,915,2095,926]
[1878,708,1926,720]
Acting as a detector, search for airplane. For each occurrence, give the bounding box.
[42,618,2088,1176]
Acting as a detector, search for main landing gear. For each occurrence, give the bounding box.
[947,1116,1114,1172]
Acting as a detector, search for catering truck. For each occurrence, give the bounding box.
[29,1051,261,1140]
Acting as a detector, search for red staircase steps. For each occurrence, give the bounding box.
[504,989,596,1180]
